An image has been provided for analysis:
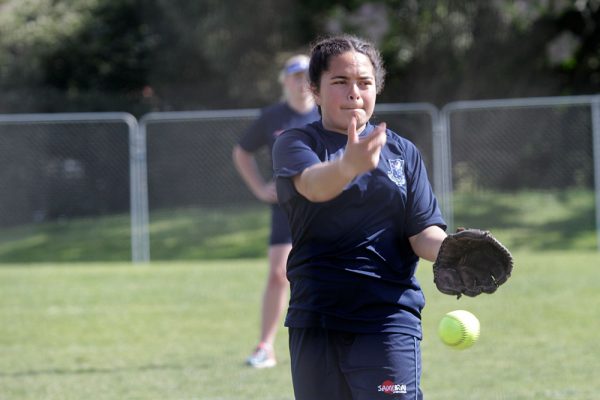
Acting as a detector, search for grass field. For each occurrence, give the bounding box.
[0,189,597,263]
[1,252,599,399]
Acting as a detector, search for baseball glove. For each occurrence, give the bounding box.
[433,228,513,298]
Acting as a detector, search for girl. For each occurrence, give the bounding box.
[273,35,448,399]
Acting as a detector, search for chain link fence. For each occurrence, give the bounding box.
[440,95,600,251]
[0,113,137,262]
[0,96,598,263]
[138,110,260,261]
[142,110,261,209]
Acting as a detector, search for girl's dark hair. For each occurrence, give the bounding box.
[308,34,386,94]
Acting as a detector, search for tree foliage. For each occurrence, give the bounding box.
[0,0,155,113]
[0,0,599,114]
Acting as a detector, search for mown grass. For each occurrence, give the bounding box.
[147,206,270,260]
[0,189,597,263]
[0,251,599,399]
[0,206,270,263]
[0,214,133,263]
[453,189,597,251]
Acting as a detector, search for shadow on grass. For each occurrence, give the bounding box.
[0,214,133,263]
[0,205,270,263]
[0,191,596,263]
[148,206,270,260]
[453,190,596,251]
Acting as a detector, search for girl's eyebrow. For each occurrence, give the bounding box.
[329,74,374,80]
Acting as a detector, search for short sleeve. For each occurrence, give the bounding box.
[272,129,322,204]
[403,143,447,236]
[272,130,321,178]
[238,113,267,152]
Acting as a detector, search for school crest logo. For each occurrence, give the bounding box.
[387,159,406,188]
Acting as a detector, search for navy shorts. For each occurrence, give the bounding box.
[289,327,423,400]
[270,204,292,245]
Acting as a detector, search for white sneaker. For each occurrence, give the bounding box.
[246,343,276,368]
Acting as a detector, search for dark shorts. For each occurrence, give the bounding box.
[289,327,423,400]
[270,204,292,245]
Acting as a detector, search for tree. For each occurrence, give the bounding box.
[1,0,599,113]
[0,0,155,113]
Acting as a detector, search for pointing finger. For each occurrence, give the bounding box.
[347,116,358,144]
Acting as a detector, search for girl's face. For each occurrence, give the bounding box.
[312,51,377,134]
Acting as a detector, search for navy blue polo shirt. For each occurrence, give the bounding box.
[273,120,446,338]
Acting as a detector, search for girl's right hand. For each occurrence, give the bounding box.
[340,116,387,179]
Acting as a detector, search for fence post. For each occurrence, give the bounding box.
[437,106,454,231]
[592,96,600,252]
[132,117,151,263]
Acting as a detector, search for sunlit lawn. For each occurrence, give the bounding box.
[1,251,599,399]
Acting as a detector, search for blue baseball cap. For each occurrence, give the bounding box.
[283,55,309,75]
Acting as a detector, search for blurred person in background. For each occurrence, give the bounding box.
[232,54,319,368]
